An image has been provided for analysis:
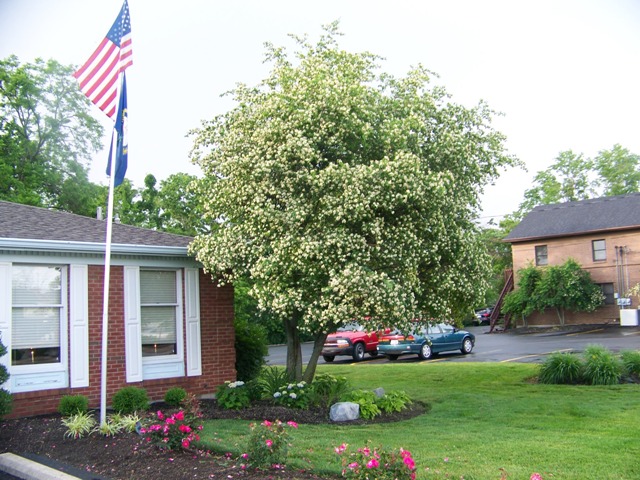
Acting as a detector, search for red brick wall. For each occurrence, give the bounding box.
[510,229,640,326]
[7,266,236,419]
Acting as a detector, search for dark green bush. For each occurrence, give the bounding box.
[164,387,187,407]
[0,338,12,419]
[58,395,89,416]
[216,381,251,409]
[234,318,268,382]
[341,389,381,419]
[538,352,583,384]
[257,366,289,398]
[111,386,149,414]
[582,345,622,386]
[376,390,413,413]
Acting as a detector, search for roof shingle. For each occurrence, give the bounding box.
[505,193,640,242]
[0,201,192,248]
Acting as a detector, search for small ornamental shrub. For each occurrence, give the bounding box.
[308,373,351,408]
[0,338,12,419]
[336,442,417,480]
[216,381,251,409]
[582,344,622,385]
[341,390,381,419]
[58,395,89,417]
[182,392,203,423]
[242,420,298,470]
[112,386,149,414]
[257,366,289,397]
[273,381,309,409]
[94,415,123,437]
[620,350,640,379]
[140,410,203,451]
[538,352,583,384]
[235,317,268,382]
[62,412,97,439]
[164,387,187,407]
[376,391,412,414]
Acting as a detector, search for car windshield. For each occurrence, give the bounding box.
[336,323,364,332]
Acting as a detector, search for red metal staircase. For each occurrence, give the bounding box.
[489,269,514,333]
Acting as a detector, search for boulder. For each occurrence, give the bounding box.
[373,387,385,398]
[330,402,360,422]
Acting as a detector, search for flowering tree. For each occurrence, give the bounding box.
[189,23,516,381]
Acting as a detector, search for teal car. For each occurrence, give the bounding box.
[377,323,475,361]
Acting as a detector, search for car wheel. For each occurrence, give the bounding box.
[418,342,432,360]
[387,354,399,361]
[352,343,366,361]
[323,355,335,362]
[461,337,473,354]
[368,350,378,357]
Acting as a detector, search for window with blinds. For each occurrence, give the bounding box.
[11,265,63,365]
[140,270,178,356]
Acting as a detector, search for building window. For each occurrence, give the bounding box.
[11,265,65,365]
[140,270,179,357]
[598,283,615,305]
[592,239,606,261]
[535,245,548,266]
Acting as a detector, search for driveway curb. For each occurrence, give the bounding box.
[0,453,81,480]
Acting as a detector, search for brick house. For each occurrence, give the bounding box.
[504,194,640,326]
[0,201,236,418]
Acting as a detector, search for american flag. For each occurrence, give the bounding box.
[74,1,133,119]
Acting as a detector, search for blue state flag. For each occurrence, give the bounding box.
[107,73,128,186]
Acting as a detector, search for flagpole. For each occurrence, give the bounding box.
[100,74,123,426]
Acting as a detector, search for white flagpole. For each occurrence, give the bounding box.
[100,74,123,425]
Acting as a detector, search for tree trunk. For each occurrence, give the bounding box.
[302,332,329,384]
[555,308,565,326]
[284,315,303,381]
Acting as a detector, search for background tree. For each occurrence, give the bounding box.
[156,173,208,236]
[594,144,640,196]
[189,24,517,381]
[0,56,104,214]
[0,337,12,419]
[503,260,604,326]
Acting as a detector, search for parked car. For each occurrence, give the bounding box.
[474,307,494,325]
[321,323,381,362]
[377,323,475,361]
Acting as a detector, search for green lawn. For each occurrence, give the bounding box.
[199,363,640,479]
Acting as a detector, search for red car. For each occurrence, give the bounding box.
[321,323,381,362]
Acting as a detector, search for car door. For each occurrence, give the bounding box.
[427,324,445,353]
[438,323,458,352]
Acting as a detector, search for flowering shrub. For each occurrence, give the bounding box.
[139,410,203,451]
[243,419,298,469]
[336,442,417,480]
[216,380,251,409]
[273,381,309,409]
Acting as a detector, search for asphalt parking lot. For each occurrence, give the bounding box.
[265,324,640,365]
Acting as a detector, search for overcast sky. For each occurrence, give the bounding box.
[1,0,639,222]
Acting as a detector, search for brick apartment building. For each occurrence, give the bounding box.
[0,201,236,418]
[504,194,640,326]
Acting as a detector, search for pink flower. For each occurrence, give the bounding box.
[182,439,190,449]
[366,458,379,469]
[444,457,449,462]
[262,420,272,427]
[286,421,298,428]
[410,473,416,480]
[403,456,416,470]
[241,453,248,459]
[165,417,176,425]
[530,474,543,480]
[334,443,348,454]
[157,411,165,420]
[265,439,273,448]
[174,411,185,421]
[400,448,412,458]
[348,462,358,470]
[361,447,371,457]
[179,424,192,433]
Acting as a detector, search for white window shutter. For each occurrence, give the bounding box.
[185,268,202,376]
[0,263,10,388]
[70,265,89,388]
[124,266,143,382]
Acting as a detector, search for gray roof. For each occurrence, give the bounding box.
[505,193,640,242]
[0,201,192,249]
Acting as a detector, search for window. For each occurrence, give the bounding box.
[11,265,64,366]
[140,270,179,357]
[598,283,615,305]
[535,245,548,266]
[592,239,606,261]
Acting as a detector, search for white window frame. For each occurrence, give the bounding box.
[124,266,185,381]
[5,263,69,393]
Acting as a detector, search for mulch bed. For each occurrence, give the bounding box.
[0,399,428,479]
